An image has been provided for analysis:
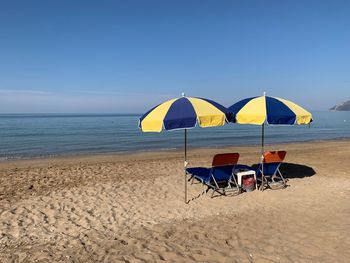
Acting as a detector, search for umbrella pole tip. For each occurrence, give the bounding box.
[263,91,266,96]
[182,92,186,97]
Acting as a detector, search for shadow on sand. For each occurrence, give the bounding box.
[280,163,316,179]
[251,162,316,179]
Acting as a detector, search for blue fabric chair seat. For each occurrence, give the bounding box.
[187,166,235,183]
[187,164,254,183]
[255,163,280,177]
[186,153,242,197]
[186,167,211,182]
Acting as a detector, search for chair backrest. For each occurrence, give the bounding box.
[210,153,239,183]
[259,151,286,176]
[212,153,240,167]
[263,151,286,164]
[211,166,235,182]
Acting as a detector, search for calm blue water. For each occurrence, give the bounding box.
[0,111,349,160]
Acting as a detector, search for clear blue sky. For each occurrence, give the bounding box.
[0,0,349,113]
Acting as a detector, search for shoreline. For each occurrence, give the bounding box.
[1,137,350,168]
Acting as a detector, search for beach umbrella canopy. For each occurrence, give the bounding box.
[139,96,232,132]
[229,95,312,125]
[228,94,313,189]
[139,94,232,203]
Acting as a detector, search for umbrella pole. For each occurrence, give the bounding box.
[260,123,265,190]
[184,128,187,203]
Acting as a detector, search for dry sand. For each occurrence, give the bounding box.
[0,140,350,262]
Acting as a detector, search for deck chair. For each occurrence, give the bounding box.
[186,153,240,197]
[256,151,287,189]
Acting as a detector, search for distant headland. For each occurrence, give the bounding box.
[330,100,350,111]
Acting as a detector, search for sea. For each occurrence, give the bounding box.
[0,111,349,161]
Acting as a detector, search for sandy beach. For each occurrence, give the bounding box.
[0,139,350,262]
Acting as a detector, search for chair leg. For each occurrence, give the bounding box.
[262,175,270,189]
[211,188,225,198]
[277,169,287,186]
[211,177,223,197]
[228,176,241,194]
[231,175,239,188]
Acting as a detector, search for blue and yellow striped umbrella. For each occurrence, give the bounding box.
[229,94,313,190]
[139,95,231,203]
[229,95,313,125]
[139,96,232,132]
